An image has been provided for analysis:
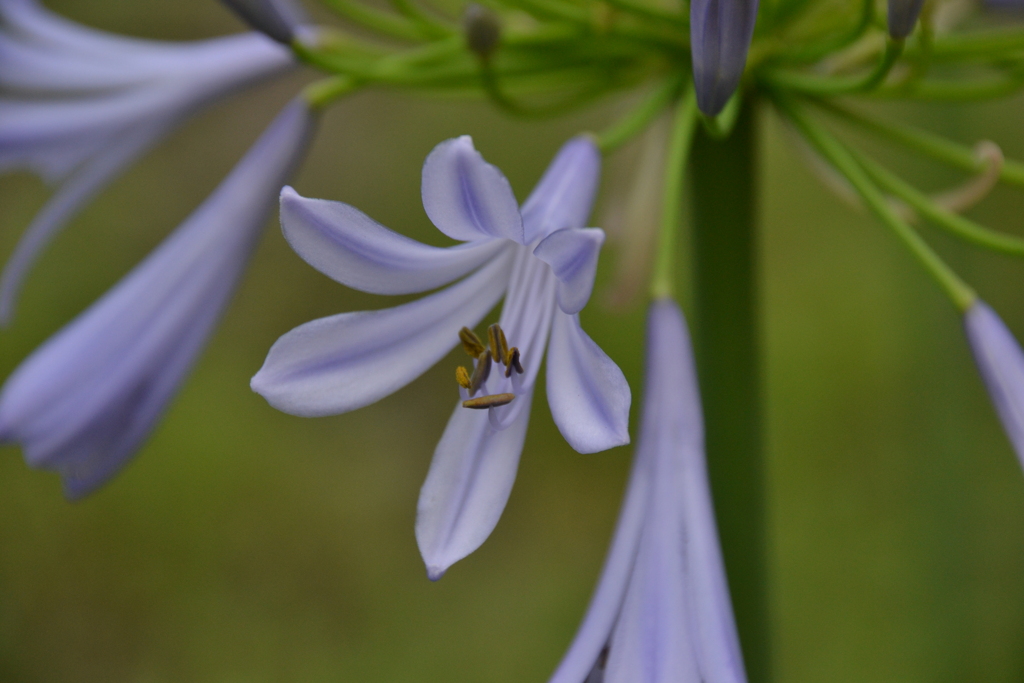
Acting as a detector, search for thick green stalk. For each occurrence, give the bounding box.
[689,99,771,682]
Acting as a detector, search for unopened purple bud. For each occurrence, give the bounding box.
[887,0,924,38]
[690,0,759,116]
[221,0,301,44]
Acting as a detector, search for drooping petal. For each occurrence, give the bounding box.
[251,250,514,418]
[0,116,171,325]
[533,227,605,314]
[521,136,602,244]
[415,387,534,581]
[964,300,1024,470]
[690,0,759,116]
[546,441,650,683]
[279,186,508,295]
[887,0,925,38]
[545,311,631,454]
[0,98,316,497]
[646,299,745,683]
[421,135,524,244]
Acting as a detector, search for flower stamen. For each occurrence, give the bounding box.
[462,393,516,409]
[455,365,472,390]
[459,327,487,357]
[505,347,523,377]
[488,323,509,364]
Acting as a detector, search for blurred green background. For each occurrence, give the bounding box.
[3,1,1024,681]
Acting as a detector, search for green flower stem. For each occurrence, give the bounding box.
[649,84,698,299]
[320,0,428,41]
[814,100,1024,187]
[851,148,1024,258]
[762,38,904,95]
[599,0,686,27]
[777,96,977,311]
[927,27,1024,59]
[303,75,360,109]
[875,71,1024,101]
[689,96,771,683]
[389,0,454,38]
[596,75,681,153]
[779,0,874,64]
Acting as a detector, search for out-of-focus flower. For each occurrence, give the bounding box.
[0,98,316,499]
[0,0,295,323]
[690,0,759,116]
[252,135,631,578]
[220,0,305,44]
[964,300,1024,471]
[887,0,925,38]
[548,298,746,683]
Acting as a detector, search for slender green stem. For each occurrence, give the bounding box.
[781,0,875,64]
[302,75,360,109]
[320,0,427,41]
[777,96,977,311]
[596,75,681,153]
[763,38,904,95]
[689,96,770,683]
[599,0,687,27]
[851,148,1024,258]
[650,84,699,299]
[814,100,1024,187]
[389,0,454,37]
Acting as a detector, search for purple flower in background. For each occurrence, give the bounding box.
[964,300,1024,472]
[887,0,925,38]
[690,0,759,116]
[252,135,631,578]
[0,0,295,323]
[548,299,746,683]
[0,98,316,499]
[220,0,305,44]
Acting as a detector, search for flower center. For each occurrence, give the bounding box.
[455,323,524,409]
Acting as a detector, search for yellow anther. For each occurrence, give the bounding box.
[459,327,485,358]
[504,346,524,377]
[462,393,516,409]
[468,351,491,396]
[487,323,509,364]
[455,365,472,390]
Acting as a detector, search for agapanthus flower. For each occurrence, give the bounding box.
[690,0,759,116]
[0,0,295,322]
[549,298,746,683]
[252,135,632,578]
[964,300,1024,471]
[0,98,316,499]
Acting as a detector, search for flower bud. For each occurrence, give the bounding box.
[690,0,759,116]
[463,3,501,60]
[887,0,925,38]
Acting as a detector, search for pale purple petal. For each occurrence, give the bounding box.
[533,227,605,314]
[0,99,315,497]
[220,0,300,44]
[521,136,601,244]
[421,136,524,243]
[547,443,650,683]
[647,299,745,683]
[964,300,1024,471]
[279,186,508,295]
[250,251,514,417]
[690,0,758,116]
[545,311,631,454]
[0,116,172,325]
[483,245,557,431]
[416,387,534,580]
